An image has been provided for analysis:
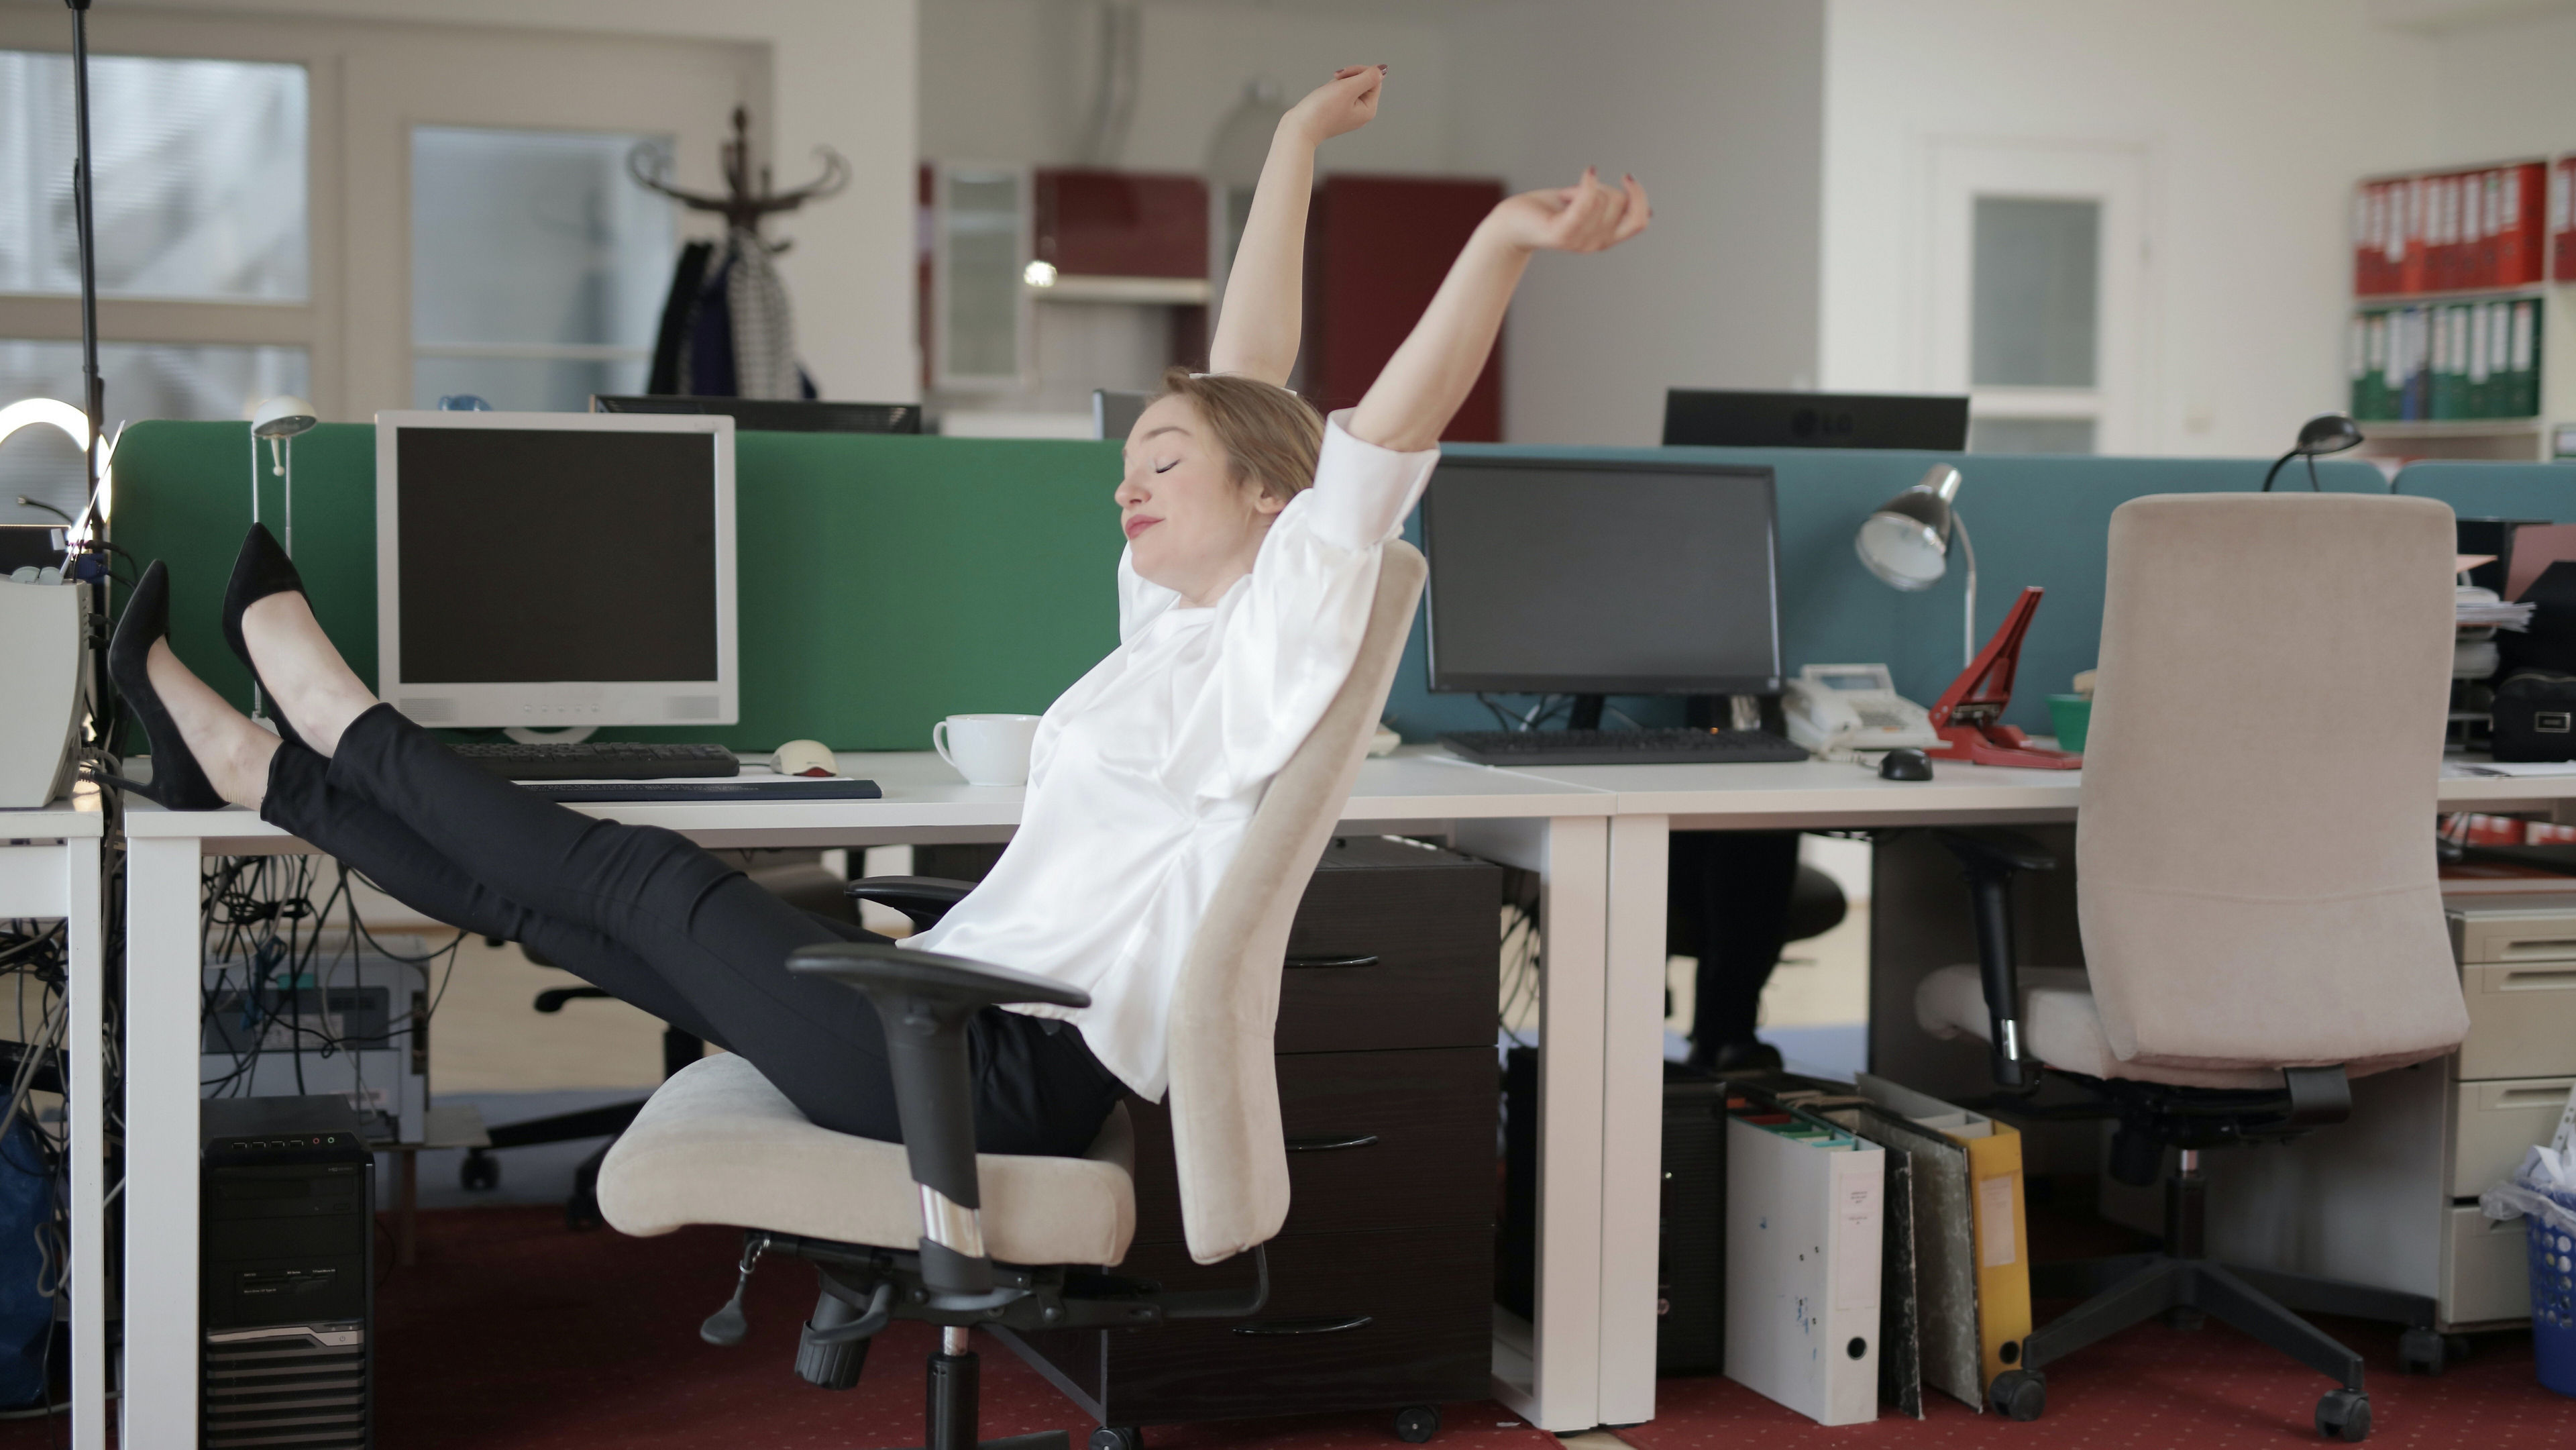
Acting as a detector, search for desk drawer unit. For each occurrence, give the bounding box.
[1002,835,1500,1432]
[2449,1075,2576,1198]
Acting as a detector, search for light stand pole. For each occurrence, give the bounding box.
[67,0,103,535]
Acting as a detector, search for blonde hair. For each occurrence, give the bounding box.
[1151,366,1325,505]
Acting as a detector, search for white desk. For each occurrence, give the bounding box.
[0,803,104,1450]
[117,748,2576,1441]
[117,749,1627,1442]
[1490,752,2576,1429]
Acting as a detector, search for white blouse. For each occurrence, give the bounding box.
[904,413,1439,1100]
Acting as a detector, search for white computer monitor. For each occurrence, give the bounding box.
[374,410,737,731]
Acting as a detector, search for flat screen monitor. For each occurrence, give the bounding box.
[1421,455,1781,696]
[590,395,921,434]
[1662,389,1968,450]
[374,411,737,730]
[1093,389,1150,441]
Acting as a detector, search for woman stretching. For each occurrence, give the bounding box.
[107,67,1649,1158]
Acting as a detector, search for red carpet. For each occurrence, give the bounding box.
[1617,1313,2573,1449]
[366,1207,1550,1449]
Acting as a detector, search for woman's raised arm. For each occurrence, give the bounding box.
[1347,168,1651,453]
[1204,66,1385,387]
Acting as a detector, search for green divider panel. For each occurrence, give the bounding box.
[111,419,2569,756]
[106,421,1127,753]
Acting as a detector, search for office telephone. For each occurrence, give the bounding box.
[1782,664,1939,760]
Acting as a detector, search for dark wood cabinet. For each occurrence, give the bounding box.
[1304,176,1507,442]
[1034,168,1209,280]
[1000,835,1501,1432]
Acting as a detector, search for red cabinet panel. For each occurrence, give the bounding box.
[1306,175,1505,442]
[1033,168,1208,279]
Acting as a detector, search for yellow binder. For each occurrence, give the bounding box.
[1856,1074,2036,1402]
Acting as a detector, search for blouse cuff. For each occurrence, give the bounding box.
[1305,410,1442,549]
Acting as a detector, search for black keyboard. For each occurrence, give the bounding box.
[447,741,741,781]
[523,779,881,804]
[1438,727,1811,767]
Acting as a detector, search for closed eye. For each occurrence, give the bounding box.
[1153,459,1179,474]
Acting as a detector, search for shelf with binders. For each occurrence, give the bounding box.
[2349,294,2543,428]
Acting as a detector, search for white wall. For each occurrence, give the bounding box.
[1447,0,1828,446]
[2426,3,2576,160]
[1819,0,2442,457]
[921,0,1827,446]
[18,0,920,404]
[920,0,1453,173]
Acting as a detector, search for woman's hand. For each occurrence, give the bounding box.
[1481,168,1653,255]
[1282,65,1385,147]
[1346,166,1651,452]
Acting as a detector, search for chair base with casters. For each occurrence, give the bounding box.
[595,945,1269,1450]
[1921,829,2453,1443]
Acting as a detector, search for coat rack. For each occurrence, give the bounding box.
[628,106,848,249]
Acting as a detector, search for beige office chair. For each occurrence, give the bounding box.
[1913,494,2470,1443]
[595,543,1428,1450]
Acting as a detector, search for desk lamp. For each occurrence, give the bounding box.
[250,395,317,554]
[2259,411,2364,493]
[1856,463,1977,667]
[248,395,315,733]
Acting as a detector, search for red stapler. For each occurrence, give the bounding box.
[1927,586,2080,769]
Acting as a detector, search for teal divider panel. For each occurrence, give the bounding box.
[2390,460,2576,523]
[105,421,1128,753]
[1383,448,2392,741]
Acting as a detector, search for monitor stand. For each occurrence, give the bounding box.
[1569,695,1607,731]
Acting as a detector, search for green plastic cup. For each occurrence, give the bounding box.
[2048,694,2092,755]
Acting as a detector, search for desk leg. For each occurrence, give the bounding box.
[63,839,103,1450]
[1457,815,1607,1434]
[1597,815,1670,1427]
[123,837,201,1449]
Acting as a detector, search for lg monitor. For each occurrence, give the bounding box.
[1420,455,1782,697]
[590,395,921,434]
[374,411,737,730]
[1662,389,1968,450]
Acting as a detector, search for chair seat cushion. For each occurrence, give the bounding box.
[1914,964,2290,1090]
[595,1053,1138,1267]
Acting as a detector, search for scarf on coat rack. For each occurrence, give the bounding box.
[648,227,816,400]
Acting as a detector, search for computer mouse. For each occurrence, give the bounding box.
[770,739,839,778]
[1878,747,1933,782]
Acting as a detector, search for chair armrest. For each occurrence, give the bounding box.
[533,986,612,1014]
[1932,829,2056,1091]
[786,941,1089,1298]
[845,875,980,933]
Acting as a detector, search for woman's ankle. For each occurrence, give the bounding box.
[241,592,378,754]
[144,641,278,807]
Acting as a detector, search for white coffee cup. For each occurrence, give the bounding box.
[932,713,1042,786]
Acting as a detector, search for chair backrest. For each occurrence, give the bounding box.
[2077,493,2469,1078]
[1163,541,1426,1264]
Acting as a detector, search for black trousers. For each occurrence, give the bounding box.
[1668,831,1803,1049]
[258,704,1126,1157]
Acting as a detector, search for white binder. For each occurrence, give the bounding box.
[1725,1107,1886,1427]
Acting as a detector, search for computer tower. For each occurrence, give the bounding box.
[202,1095,374,1449]
[1497,1051,1729,1374]
[203,951,429,1145]
[1656,1070,1729,1373]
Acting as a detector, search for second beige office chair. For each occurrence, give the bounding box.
[593,543,1428,1450]
[1914,493,2471,1443]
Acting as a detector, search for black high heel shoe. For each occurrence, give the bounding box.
[222,523,310,749]
[97,560,229,811]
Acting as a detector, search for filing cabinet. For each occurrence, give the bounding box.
[2145,892,2576,1331]
[998,835,1501,1435]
